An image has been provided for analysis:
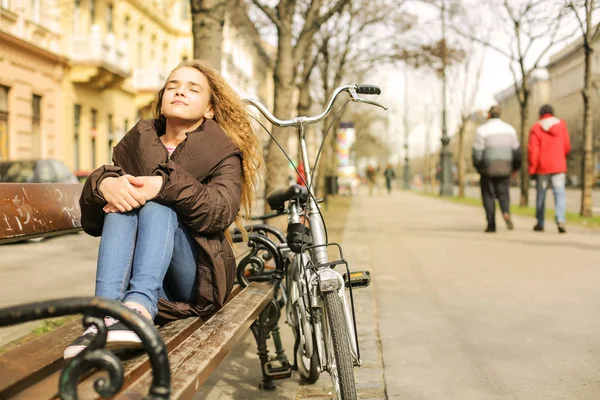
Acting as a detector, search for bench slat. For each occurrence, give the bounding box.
[0,320,82,397]
[0,183,83,243]
[0,286,243,399]
[115,282,275,400]
[9,318,206,400]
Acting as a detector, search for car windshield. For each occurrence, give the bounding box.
[0,161,36,183]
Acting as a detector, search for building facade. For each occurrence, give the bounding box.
[546,32,600,177]
[0,0,67,161]
[0,0,273,173]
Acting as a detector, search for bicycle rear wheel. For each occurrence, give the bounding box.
[323,290,357,399]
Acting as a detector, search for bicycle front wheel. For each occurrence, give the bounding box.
[323,290,357,399]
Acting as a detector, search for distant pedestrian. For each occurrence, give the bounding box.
[528,104,571,233]
[366,165,377,195]
[383,164,396,194]
[472,106,521,233]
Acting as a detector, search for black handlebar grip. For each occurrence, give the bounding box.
[356,85,381,95]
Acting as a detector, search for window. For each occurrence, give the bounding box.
[74,104,81,170]
[137,26,144,68]
[91,108,97,167]
[181,0,189,20]
[162,42,168,71]
[32,95,41,158]
[182,54,188,62]
[0,161,35,183]
[2,0,10,10]
[37,160,56,183]
[106,3,113,32]
[150,34,156,65]
[89,0,95,26]
[73,0,81,34]
[107,114,113,163]
[123,15,129,40]
[31,0,41,24]
[51,160,78,183]
[0,86,8,161]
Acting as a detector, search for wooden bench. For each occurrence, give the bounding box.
[0,183,287,399]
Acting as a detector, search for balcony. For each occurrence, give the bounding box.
[133,68,167,92]
[70,25,130,89]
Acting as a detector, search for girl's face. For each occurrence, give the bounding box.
[160,67,214,124]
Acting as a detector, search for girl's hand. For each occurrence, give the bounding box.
[98,175,146,213]
[103,204,120,213]
[135,176,164,200]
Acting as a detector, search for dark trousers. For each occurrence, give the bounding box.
[480,175,511,228]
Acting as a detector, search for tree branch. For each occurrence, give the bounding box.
[451,26,516,60]
[251,0,281,29]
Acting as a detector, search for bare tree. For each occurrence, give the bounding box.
[190,0,230,70]
[306,0,412,196]
[454,0,573,206]
[565,0,599,216]
[448,40,487,197]
[248,0,349,204]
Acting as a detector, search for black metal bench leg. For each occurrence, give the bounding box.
[251,299,293,390]
[251,302,277,390]
[270,323,290,366]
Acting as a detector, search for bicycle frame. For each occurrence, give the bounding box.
[245,84,386,394]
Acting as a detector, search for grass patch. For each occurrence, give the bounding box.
[415,190,600,229]
[0,316,79,355]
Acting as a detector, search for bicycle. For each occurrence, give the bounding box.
[235,84,386,399]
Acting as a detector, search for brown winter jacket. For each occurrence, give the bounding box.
[79,118,242,321]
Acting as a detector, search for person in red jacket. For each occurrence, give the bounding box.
[528,104,571,233]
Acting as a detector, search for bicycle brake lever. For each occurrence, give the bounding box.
[356,97,388,111]
[349,87,387,110]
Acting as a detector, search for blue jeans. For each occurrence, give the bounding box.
[95,202,198,318]
[535,173,566,226]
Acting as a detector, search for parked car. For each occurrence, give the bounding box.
[74,170,92,183]
[0,159,78,183]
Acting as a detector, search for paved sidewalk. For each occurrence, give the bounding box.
[347,189,600,399]
[3,189,600,399]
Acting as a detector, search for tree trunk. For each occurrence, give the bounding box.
[519,91,530,207]
[457,119,467,197]
[190,0,227,71]
[264,31,297,211]
[581,42,594,217]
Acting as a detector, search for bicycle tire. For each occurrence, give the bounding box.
[324,291,357,399]
[295,326,320,383]
[288,253,320,384]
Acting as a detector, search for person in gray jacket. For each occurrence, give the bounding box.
[472,106,522,232]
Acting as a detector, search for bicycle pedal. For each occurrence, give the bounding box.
[265,361,293,380]
[343,270,371,289]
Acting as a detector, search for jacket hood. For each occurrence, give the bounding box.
[538,115,561,135]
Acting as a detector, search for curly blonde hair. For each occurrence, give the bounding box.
[154,60,262,240]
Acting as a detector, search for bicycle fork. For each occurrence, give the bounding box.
[311,268,361,366]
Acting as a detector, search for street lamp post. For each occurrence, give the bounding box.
[439,0,453,196]
[403,67,410,190]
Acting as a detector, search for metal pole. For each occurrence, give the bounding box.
[424,105,431,191]
[439,0,453,196]
[403,66,410,189]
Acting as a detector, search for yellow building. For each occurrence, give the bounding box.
[0,0,68,161]
[61,0,192,172]
[1,0,274,173]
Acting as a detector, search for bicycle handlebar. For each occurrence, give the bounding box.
[356,85,381,95]
[244,84,387,128]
